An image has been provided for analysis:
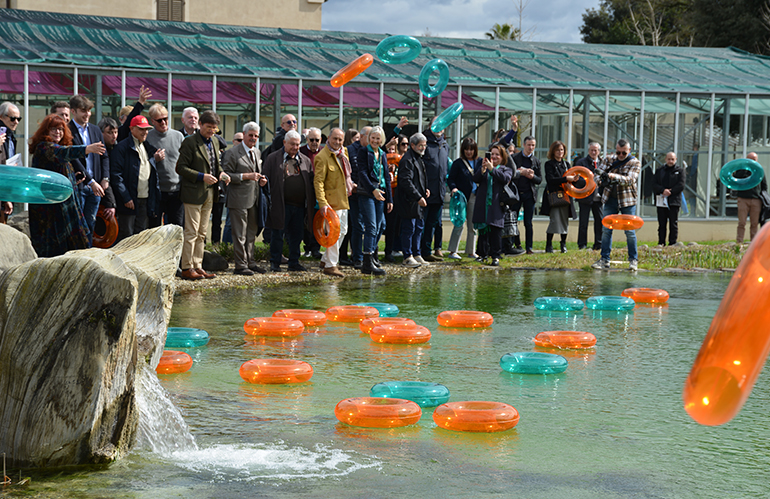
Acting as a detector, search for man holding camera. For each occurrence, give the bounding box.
[591,139,641,271]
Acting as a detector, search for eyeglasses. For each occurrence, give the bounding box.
[7,116,21,123]
[154,116,168,123]
[233,138,243,143]
[399,142,408,146]
[308,138,320,142]
[50,128,64,133]
[283,119,298,125]
[616,150,628,156]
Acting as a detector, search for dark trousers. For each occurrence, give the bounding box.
[578,199,603,249]
[512,196,536,250]
[421,203,443,256]
[303,206,321,254]
[657,205,680,245]
[116,198,148,243]
[209,201,224,243]
[477,226,502,259]
[400,217,425,257]
[161,190,185,227]
[348,194,364,263]
[384,208,402,254]
[270,204,305,266]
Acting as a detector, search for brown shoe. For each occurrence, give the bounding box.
[423,253,439,262]
[319,261,325,269]
[195,268,216,279]
[323,266,345,277]
[181,268,203,281]
[434,249,444,259]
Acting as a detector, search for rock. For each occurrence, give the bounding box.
[6,210,30,239]
[0,222,37,274]
[203,250,229,271]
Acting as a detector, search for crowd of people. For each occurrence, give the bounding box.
[5,96,765,276]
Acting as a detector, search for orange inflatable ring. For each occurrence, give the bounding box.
[621,287,669,304]
[386,152,401,188]
[273,309,327,327]
[437,310,493,328]
[533,330,597,349]
[359,317,415,334]
[330,53,374,88]
[156,350,193,374]
[433,401,520,432]
[239,359,313,384]
[370,324,431,344]
[602,214,644,230]
[92,206,118,248]
[243,317,305,337]
[326,305,379,323]
[563,166,596,199]
[334,397,422,428]
[313,206,341,248]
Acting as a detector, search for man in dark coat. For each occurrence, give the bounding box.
[652,151,687,246]
[421,126,449,261]
[509,135,542,254]
[574,142,604,250]
[396,133,430,268]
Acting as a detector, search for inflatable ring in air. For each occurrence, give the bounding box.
[533,331,596,349]
[243,317,305,337]
[273,309,327,327]
[449,190,467,228]
[335,397,422,428]
[359,317,415,335]
[419,58,450,99]
[533,297,584,311]
[386,152,401,188]
[563,166,596,199]
[330,53,374,88]
[370,381,450,407]
[431,103,463,134]
[156,350,193,374]
[165,327,210,348]
[719,158,765,191]
[621,288,669,304]
[375,35,422,64]
[0,164,73,204]
[500,352,568,374]
[370,324,431,344]
[313,206,341,248]
[433,401,520,432]
[239,359,313,384]
[92,206,118,248]
[326,305,379,323]
[437,310,493,329]
[602,214,644,230]
[586,296,635,311]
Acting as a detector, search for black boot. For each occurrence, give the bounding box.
[372,248,382,268]
[362,254,385,276]
[560,235,568,253]
[545,234,554,253]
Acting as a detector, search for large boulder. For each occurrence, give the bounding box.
[0,222,36,274]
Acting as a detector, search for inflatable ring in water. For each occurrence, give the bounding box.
[431,103,464,134]
[370,381,450,407]
[313,206,341,248]
[359,317,415,334]
[563,166,596,199]
[243,317,305,337]
[354,302,399,317]
[375,35,422,64]
[602,214,644,230]
[156,350,193,374]
[330,53,374,88]
[419,58,450,99]
[449,190,467,228]
[433,401,520,432]
[335,397,422,428]
[92,207,118,248]
[273,309,327,327]
[165,327,210,348]
[534,297,584,311]
[534,331,596,349]
[719,158,765,191]
[586,296,635,311]
[500,352,568,374]
[0,164,73,204]
[326,305,379,323]
[437,310,493,328]
[370,324,431,344]
[239,359,313,384]
[621,287,669,304]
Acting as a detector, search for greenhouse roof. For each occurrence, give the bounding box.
[2,9,770,95]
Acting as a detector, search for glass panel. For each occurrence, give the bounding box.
[216,76,258,147]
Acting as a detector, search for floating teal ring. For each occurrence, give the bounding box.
[354,302,399,317]
[0,165,73,204]
[449,190,467,227]
[500,352,568,374]
[431,103,464,134]
[419,58,449,98]
[165,327,210,348]
[586,296,635,311]
[719,158,765,191]
[534,297,585,311]
[370,381,450,407]
[376,35,422,64]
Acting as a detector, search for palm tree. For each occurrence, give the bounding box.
[485,23,521,41]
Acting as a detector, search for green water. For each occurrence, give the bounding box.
[15,270,770,498]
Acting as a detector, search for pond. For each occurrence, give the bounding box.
[18,270,770,498]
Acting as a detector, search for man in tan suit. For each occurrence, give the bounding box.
[313,128,351,277]
[222,121,267,275]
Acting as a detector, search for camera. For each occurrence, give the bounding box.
[598,171,612,188]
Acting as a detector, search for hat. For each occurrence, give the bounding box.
[130,115,153,129]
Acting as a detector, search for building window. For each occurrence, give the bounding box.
[158,0,184,21]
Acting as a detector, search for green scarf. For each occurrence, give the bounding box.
[367,144,387,190]
[474,165,498,234]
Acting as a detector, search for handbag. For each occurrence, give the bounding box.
[548,190,570,208]
[501,182,519,208]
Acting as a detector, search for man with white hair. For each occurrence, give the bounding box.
[146,103,185,227]
[179,107,200,137]
[263,129,315,272]
[396,133,430,267]
[222,122,268,275]
[0,102,20,162]
[300,127,323,259]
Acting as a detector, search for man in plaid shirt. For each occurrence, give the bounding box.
[591,139,641,271]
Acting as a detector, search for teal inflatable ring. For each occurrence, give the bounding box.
[0,165,73,204]
[586,296,635,311]
[431,103,464,134]
[719,158,765,191]
[165,327,210,348]
[370,381,450,407]
[534,297,585,311]
[376,35,422,65]
[354,302,399,317]
[500,352,568,374]
[419,59,449,99]
[449,190,467,227]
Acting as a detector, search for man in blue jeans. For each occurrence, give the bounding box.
[591,139,641,271]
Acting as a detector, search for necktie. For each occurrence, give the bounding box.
[249,150,256,167]
[206,141,216,172]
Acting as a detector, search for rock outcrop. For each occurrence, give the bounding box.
[0,222,37,274]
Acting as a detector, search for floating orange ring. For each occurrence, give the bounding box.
[563,166,596,199]
[602,214,644,230]
[326,305,379,323]
[334,397,422,428]
[432,401,520,432]
[239,359,314,384]
[370,324,431,344]
[156,350,193,374]
[621,288,670,304]
[273,309,328,327]
[313,206,341,248]
[437,310,493,328]
[533,330,597,349]
[243,317,305,337]
[330,53,374,88]
[359,317,415,334]
[92,206,118,248]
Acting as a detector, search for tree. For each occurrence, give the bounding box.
[486,23,522,41]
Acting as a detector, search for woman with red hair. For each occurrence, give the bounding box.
[28,114,105,256]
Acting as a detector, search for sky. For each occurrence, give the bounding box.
[321,0,600,44]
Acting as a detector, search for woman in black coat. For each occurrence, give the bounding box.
[447,137,480,259]
[652,151,686,245]
[542,140,577,253]
[472,144,514,266]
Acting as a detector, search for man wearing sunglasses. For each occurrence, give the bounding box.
[0,102,20,164]
[263,113,300,158]
[591,139,642,271]
[147,103,185,228]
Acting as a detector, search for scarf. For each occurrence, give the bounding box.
[368,144,387,190]
[332,147,354,197]
[473,164,499,235]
